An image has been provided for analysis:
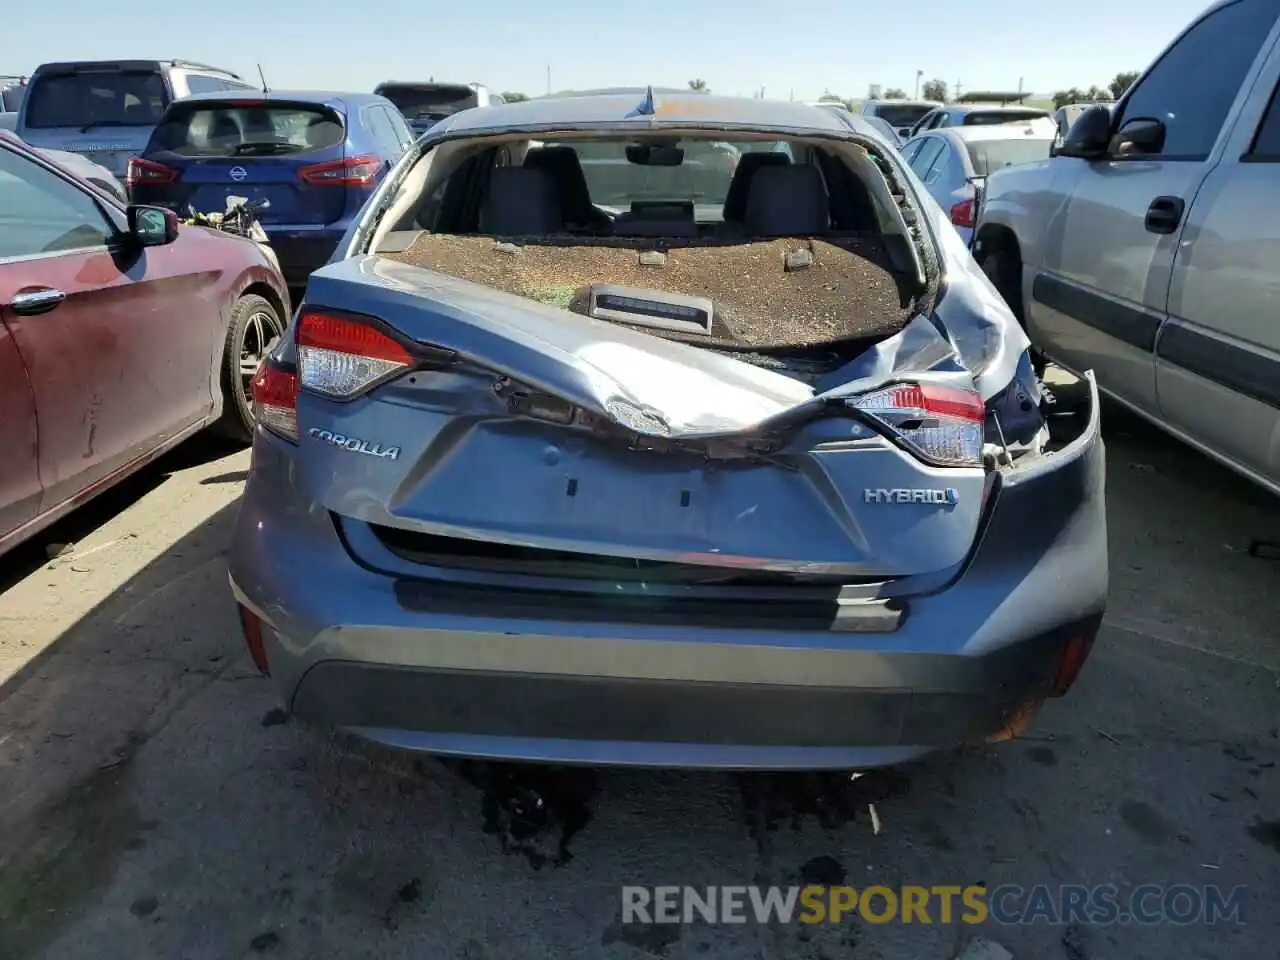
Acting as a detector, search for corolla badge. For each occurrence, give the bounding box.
[308,428,400,460]
[229,166,248,182]
[864,487,959,505]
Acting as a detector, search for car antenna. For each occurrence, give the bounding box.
[625,85,656,119]
[257,63,270,94]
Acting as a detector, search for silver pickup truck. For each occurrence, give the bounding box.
[973,0,1280,497]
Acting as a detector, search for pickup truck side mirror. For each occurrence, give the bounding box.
[1053,105,1113,160]
[1108,117,1166,157]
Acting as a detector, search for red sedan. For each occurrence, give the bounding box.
[0,133,289,556]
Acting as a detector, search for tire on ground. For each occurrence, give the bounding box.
[214,293,283,444]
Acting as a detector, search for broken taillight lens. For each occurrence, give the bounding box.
[296,309,415,400]
[849,382,985,467]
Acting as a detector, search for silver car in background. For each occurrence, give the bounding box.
[900,124,1057,244]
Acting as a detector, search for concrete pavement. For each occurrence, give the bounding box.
[0,409,1276,960]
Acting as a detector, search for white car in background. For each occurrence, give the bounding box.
[899,123,1057,245]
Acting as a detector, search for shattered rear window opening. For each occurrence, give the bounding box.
[375,131,928,354]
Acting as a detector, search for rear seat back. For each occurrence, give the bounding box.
[742,165,830,237]
[479,166,565,235]
[722,152,791,223]
[523,146,609,230]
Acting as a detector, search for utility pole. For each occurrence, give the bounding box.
[545,64,551,96]
[915,70,923,99]
[954,78,963,101]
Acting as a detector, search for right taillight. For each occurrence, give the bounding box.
[250,360,299,441]
[849,382,985,467]
[125,156,176,188]
[298,154,381,186]
[295,309,414,399]
[950,198,976,228]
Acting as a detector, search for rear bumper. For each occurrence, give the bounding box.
[228,377,1108,769]
[263,225,347,286]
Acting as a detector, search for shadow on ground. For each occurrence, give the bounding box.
[0,436,245,596]
[0,413,1275,960]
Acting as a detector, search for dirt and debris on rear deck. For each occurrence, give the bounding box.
[380,234,917,348]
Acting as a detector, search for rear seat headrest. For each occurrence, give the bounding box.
[742,165,829,238]
[722,152,791,223]
[479,166,564,235]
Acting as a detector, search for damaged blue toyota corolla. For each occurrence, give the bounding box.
[228,90,1107,770]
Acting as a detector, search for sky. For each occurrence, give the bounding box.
[3,0,1213,102]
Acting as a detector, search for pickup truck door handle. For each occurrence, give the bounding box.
[1145,196,1185,235]
[9,287,66,316]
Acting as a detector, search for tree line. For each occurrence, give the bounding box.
[503,72,1142,109]
[1050,72,1139,108]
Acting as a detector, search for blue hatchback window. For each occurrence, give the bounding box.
[150,104,344,157]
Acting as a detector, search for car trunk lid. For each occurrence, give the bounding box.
[282,257,991,579]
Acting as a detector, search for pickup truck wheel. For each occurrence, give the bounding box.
[213,294,285,444]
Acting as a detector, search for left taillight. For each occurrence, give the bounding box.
[849,382,985,467]
[298,154,381,186]
[295,309,415,399]
[950,198,976,228]
[125,157,176,188]
[250,361,299,442]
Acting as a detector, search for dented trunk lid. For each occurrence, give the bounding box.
[291,256,990,578]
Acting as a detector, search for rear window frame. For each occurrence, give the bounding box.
[23,66,172,130]
[145,99,347,158]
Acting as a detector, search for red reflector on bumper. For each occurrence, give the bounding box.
[1051,633,1093,697]
[237,604,271,675]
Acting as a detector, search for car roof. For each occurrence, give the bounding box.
[30,59,238,76]
[174,89,388,109]
[429,91,859,137]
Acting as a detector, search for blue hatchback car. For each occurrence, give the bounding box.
[128,90,415,287]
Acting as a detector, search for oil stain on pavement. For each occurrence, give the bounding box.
[447,760,597,869]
